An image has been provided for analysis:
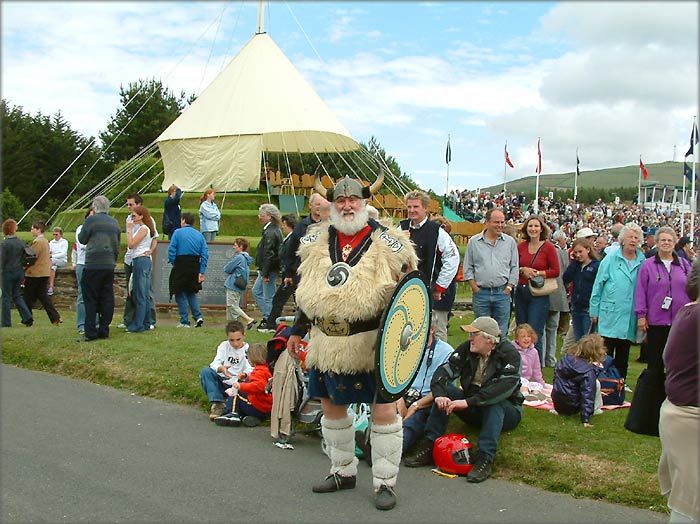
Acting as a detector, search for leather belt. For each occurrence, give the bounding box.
[313,315,381,337]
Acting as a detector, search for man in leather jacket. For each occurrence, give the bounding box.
[403,316,523,483]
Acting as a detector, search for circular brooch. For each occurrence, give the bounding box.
[326,262,352,288]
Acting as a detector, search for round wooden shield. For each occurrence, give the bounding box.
[374,270,432,402]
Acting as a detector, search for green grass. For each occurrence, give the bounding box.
[1,308,666,514]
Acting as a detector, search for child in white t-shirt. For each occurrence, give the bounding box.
[199,320,253,420]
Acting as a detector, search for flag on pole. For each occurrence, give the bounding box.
[505,144,514,168]
[685,122,699,157]
[576,154,580,177]
[683,162,694,181]
[445,137,452,165]
[640,158,649,180]
[535,138,542,174]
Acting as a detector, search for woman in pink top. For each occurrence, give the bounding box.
[515,216,560,367]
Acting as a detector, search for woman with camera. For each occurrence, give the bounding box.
[514,215,560,367]
[634,227,692,384]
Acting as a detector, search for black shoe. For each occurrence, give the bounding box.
[466,451,493,483]
[374,485,397,510]
[242,416,261,427]
[195,317,204,328]
[246,320,257,331]
[312,472,356,493]
[355,429,372,466]
[402,439,433,468]
[214,413,242,427]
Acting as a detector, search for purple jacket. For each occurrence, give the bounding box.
[634,253,692,326]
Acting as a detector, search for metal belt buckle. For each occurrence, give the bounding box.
[319,315,350,336]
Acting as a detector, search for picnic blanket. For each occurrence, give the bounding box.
[524,398,631,412]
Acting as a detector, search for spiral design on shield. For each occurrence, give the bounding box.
[326,262,351,288]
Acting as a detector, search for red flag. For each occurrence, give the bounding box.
[535,138,542,174]
[640,158,648,180]
[504,145,514,168]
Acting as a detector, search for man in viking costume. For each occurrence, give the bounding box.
[287,168,417,511]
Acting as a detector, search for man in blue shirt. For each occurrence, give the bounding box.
[168,213,208,328]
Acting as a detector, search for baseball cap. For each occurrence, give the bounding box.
[461,317,501,339]
[576,227,596,239]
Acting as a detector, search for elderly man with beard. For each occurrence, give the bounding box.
[287,171,417,511]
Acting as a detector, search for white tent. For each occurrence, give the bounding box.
[157,32,360,192]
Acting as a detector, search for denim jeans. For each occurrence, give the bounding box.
[124,262,156,327]
[570,305,591,341]
[75,264,86,330]
[1,268,32,327]
[544,311,560,367]
[175,291,202,325]
[471,285,512,338]
[514,285,550,367]
[423,383,522,460]
[202,231,217,242]
[252,272,278,320]
[199,367,228,402]
[127,256,152,332]
[402,407,431,454]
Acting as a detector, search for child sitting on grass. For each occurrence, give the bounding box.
[512,323,551,400]
[215,343,273,428]
[199,320,253,420]
[551,334,606,427]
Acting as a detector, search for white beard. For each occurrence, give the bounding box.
[330,204,369,235]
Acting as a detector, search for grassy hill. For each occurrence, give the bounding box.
[483,161,691,194]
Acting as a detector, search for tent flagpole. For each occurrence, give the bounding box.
[681,160,686,239]
[574,147,579,203]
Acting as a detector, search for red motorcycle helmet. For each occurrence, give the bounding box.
[432,434,473,475]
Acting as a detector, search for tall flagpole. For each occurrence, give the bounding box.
[574,148,579,203]
[681,160,686,239]
[534,138,541,213]
[445,134,451,196]
[638,155,642,208]
[503,141,507,193]
[691,116,697,247]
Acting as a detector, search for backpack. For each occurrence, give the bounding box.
[596,356,625,406]
[22,244,38,268]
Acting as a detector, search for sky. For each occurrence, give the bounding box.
[2,1,698,195]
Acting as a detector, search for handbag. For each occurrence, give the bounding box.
[234,276,248,290]
[527,244,558,296]
[624,369,665,437]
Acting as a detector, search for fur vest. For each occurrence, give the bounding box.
[295,222,417,373]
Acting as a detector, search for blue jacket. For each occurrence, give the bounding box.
[224,252,253,291]
[163,188,182,235]
[589,248,645,341]
[552,354,599,423]
[562,259,600,310]
[199,201,221,233]
[168,225,208,274]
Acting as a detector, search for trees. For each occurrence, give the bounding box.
[98,78,190,167]
[1,100,108,218]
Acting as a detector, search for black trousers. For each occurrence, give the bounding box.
[23,276,61,323]
[265,281,296,327]
[81,268,115,340]
[645,325,671,383]
[603,337,632,380]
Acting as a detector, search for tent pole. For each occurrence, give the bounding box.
[257,0,265,34]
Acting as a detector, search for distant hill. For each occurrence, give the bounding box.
[483,161,692,194]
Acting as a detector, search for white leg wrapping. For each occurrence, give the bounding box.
[321,415,358,477]
[370,417,403,489]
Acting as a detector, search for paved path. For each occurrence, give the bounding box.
[1,364,666,524]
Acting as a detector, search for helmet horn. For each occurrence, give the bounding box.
[369,160,384,195]
[313,164,327,198]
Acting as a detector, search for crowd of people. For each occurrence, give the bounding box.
[1,181,697,519]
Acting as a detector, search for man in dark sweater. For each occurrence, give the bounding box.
[77,195,121,341]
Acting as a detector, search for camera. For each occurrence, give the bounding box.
[403,388,420,408]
